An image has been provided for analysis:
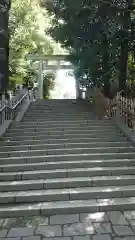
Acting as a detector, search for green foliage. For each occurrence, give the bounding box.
[45,0,135,98]
[9,0,65,90]
[9,0,38,87]
[43,72,56,98]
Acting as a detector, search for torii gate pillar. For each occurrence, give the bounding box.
[38,60,44,99]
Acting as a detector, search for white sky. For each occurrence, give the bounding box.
[50,69,76,99]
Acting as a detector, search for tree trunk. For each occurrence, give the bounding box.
[118,8,130,90]
[0,0,11,93]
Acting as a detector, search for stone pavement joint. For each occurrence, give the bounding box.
[42,238,72,240]
[112,225,134,236]
[1,210,135,239]
[73,236,90,240]
[35,225,62,238]
[0,238,21,240]
[114,237,135,240]
[63,222,95,236]
[50,214,79,225]
[107,211,129,225]
[92,235,112,240]
[22,237,41,240]
[0,230,8,238]
[7,227,35,238]
[93,222,112,234]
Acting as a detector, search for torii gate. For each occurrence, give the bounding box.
[25,54,80,99]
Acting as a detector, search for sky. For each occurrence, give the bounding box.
[50,69,76,99]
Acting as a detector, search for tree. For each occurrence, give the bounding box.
[43,72,56,98]
[0,0,11,92]
[45,0,135,98]
[9,0,65,90]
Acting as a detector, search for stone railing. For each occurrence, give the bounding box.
[92,87,117,118]
[93,87,135,130]
[118,92,135,130]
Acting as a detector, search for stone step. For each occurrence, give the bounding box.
[27,107,85,109]
[23,115,95,118]
[8,125,118,133]
[24,115,95,118]
[0,146,134,158]
[0,158,134,172]
[22,117,97,121]
[29,105,88,108]
[12,119,114,126]
[30,103,88,105]
[10,123,116,130]
[3,132,123,141]
[6,128,119,136]
[23,113,95,118]
[12,122,113,128]
[25,112,93,115]
[1,185,135,204]
[0,196,135,217]
[29,104,82,107]
[23,118,96,122]
[1,137,127,146]
[1,152,135,165]
[24,114,95,121]
[28,110,93,113]
[1,99,135,218]
[0,141,129,152]
[1,166,135,181]
[0,175,135,192]
[4,127,120,137]
[28,106,90,108]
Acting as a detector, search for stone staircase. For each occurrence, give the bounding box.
[0,99,135,217]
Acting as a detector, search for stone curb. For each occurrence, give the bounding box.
[0,100,33,139]
[0,120,12,139]
[112,116,135,146]
[15,100,33,122]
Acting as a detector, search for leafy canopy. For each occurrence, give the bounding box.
[9,0,65,91]
[45,0,135,98]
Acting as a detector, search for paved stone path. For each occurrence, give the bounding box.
[0,211,135,239]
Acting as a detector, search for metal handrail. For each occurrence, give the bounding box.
[0,91,30,126]
[0,92,29,112]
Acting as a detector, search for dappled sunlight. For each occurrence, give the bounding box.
[80,212,108,223]
[101,187,119,192]
[17,190,44,197]
[127,197,135,203]
[11,181,19,185]
[63,221,95,235]
[124,211,135,220]
[97,198,115,206]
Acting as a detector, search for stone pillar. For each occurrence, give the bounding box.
[38,60,44,99]
[76,79,80,99]
[78,89,82,99]
[85,87,92,100]
[76,80,83,99]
